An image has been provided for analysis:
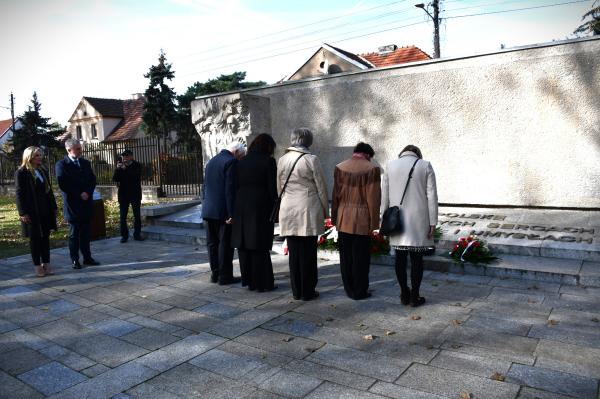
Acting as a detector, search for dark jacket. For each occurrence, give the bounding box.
[15,167,57,238]
[112,160,142,202]
[231,151,278,250]
[55,156,96,223]
[201,150,237,221]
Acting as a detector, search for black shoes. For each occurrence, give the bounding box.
[120,237,128,243]
[354,292,372,300]
[302,291,319,301]
[410,296,426,307]
[210,274,218,283]
[83,258,100,266]
[133,236,145,241]
[72,260,82,269]
[218,277,242,285]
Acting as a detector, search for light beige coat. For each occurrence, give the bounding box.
[277,147,329,237]
[381,151,438,249]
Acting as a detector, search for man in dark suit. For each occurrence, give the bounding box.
[55,138,100,269]
[201,142,245,285]
[113,149,143,243]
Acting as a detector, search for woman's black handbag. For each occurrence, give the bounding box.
[380,158,419,235]
[269,153,306,223]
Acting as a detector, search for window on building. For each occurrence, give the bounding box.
[91,124,98,139]
[76,126,82,140]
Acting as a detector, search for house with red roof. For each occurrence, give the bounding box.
[66,94,146,143]
[286,43,430,81]
[0,118,22,152]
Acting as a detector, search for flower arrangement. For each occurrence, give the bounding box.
[317,219,390,257]
[449,235,497,264]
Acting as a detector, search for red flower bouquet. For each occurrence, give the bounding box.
[449,235,497,264]
[317,219,390,256]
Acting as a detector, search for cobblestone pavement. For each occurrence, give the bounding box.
[0,238,599,399]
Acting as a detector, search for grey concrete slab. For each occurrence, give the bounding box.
[189,348,265,379]
[109,297,173,316]
[90,304,136,319]
[517,387,578,399]
[506,364,598,399]
[120,328,179,351]
[462,314,532,336]
[17,361,87,396]
[284,359,376,391]
[38,345,96,371]
[48,361,160,399]
[39,299,81,316]
[535,339,600,379]
[0,369,44,399]
[66,334,148,368]
[0,318,20,333]
[0,306,60,328]
[397,363,520,399]
[0,346,51,375]
[125,315,180,333]
[235,327,325,359]
[259,368,322,398]
[81,364,110,378]
[218,341,294,368]
[208,309,280,339]
[62,308,113,326]
[151,308,220,333]
[126,382,184,398]
[369,381,449,399]
[88,318,142,337]
[193,302,245,319]
[307,343,410,382]
[429,350,512,378]
[528,323,600,349]
[579,261,600,286]
[305,382,389,399]
[75,287,128,304]
[134,332,225,372]
[1,328,52,350]
[157,295,207,310]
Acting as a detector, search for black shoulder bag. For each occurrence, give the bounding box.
[379,158,419,235]
[269,153,306,223]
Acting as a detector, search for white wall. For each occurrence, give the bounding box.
[194,37,600,209]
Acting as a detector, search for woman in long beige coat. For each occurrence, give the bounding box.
[381,145,438,307]
[278,128,329,301]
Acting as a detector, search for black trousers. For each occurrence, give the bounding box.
[394,250,424,297]
[30,235,50,265]
[338,232,371,299]
[119,199,141,239]
[69,222,92,262]
[287,236,318,300]
[204,218,234,282]
[238,249,274,291]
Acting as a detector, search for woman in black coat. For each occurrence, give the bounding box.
[15,146,58,277]
[231,134,278,292]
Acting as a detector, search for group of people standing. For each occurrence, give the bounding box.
[202,129,438,307]
[15,139,144,277]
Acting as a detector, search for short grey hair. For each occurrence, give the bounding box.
[226,141,246,155]
[64,138,80,149]
[290,128,313,148]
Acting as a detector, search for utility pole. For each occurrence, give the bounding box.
[10,93,15,131]
[415,0,441,58]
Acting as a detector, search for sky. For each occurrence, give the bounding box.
[0,0,594,125]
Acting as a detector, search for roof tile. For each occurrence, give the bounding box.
[360,46,430,67]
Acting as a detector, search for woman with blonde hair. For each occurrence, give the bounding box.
[15,146,58,277]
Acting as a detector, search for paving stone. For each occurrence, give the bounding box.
[111,394,132,399]
[208,309,281,339]
[517,387,577,399]
[48,361,159,399]
[528,323,600,349]
[0,306,59,327]
[88,318,142,337]
[151,308,220,333]
[120,328,179,351]
[63,308,113,326]
[193,302,245,319]
[0,346,51,375]
[126,382,184,398]
[0,318,19,333]
[38,299,81,316]
[506,364,598,399]
[369,381,449,399]
[81,363,110,377]
[0,369,44,399]
[284,359,376,391]
[397,363,520,399]
[158,295,207,310]
[190,348,266,379]
[307,343,410,382]
[171,328,195,338]
[29,319,97,347]
[429,350,512,378]
[66,334,148,368]
[219,341,294,367]
[39,345,96,371]
[243,389,286,399]
[0,285,37,297]
[18,361,87,396]
[90,304,136,319]
[2,328,51,350]
[535,339,600,379]
[235,327,325,359]
[125,315,180,333]
[462,314,532,336]
[110,297,173,316]
[259,368,322,398]
[67,287,127,304]
[134,332,225,372]
[305,382,389,399]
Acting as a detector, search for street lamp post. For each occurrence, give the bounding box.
[415,1,441,58]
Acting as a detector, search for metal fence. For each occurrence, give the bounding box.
[0,137,203,197]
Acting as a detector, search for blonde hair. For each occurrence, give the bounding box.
[21,146,42,172]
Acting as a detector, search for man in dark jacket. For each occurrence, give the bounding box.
[201,142,245,284]
[113,149,143,243]
[55,138,99,269]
